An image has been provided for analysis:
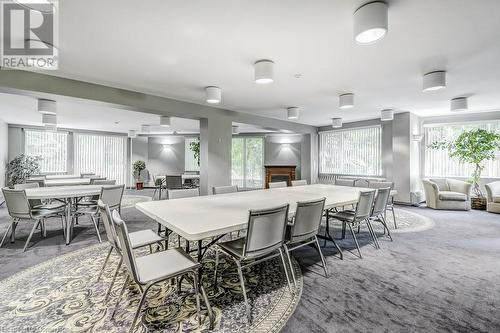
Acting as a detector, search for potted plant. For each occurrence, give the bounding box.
[189,140,200,166]
[429,128,500,209]
[6,154,41,188]
[133,160,146,190]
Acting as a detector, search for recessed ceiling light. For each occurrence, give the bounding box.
[287,107,299,120]
[423,71,446,91]
[381,109,394,121]
[353,1,388,45]
[38,99,56,115]
[205,86,221,104]
[451,97,468,111]
[332,118,343,128]
[160,116,171,127]
[255,60,274,84]
[339,93,354,109]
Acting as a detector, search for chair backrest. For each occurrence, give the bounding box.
[92,179,116,185]
[289,198,326,243]
[165,175,183,190]
[372,187,391,217]
[1,188,32,219]
[335,178,354,187]
[167,188,199,199]
[112,210,140,283]
[213,185,238,195]
[291,180,307,186]
[269,181,287,189]
[369,181,394,189]
[354,179,370,188]
[100,185,125,210]
[14,183,39,190]
[97,200,119,249]
[243,204,289,258]
[354,190,376,221]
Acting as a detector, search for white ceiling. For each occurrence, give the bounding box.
[6,0,500,127]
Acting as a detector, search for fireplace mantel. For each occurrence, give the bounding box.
[264,165,296,188]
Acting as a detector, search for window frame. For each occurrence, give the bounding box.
[231,135,265,189]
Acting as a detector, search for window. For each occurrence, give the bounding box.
[24,129,67,173]
[424,121,500,177]
[73,133,127,184]
[232,137,264,189]
[319,126,382,176]
[184,137,200,172]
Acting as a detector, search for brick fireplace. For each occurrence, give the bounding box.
[264,165,296,188]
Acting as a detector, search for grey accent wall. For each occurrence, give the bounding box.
[8,126,23,161]
[0,119,8,187]
[265,135,302,179]
[147,136,185,177]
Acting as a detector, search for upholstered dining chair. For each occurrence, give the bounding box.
[283,198,328,286]
[269,181,287,189]
[111,210,212,333]
[96,201,165,300]
[165,175,183,190]
[212,185,238,195]
[291,179,307,186]
[1,188,65,251]
[213,203,292,323]
[329,190,377,258]
[369,181,397,228]
[368,187,393,244]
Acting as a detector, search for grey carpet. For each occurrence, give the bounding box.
[1,189,500,332]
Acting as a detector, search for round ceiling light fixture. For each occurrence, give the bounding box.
[254,60,274,84]
[160,116,171,127]
[353,1,388,45]
[128,130,137,138]
[287,107,299,120]
[38,99,56,115]
[332,118,343,128]
[232,126,240,134]
[423,71,446,92]
[339,93,354,109]
[450,97,468,112]
[205,86,221,104]
[381,108,394,121]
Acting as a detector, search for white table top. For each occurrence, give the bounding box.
[25,185,108,199]
[45,174,81,180]
[44,178,92,187]
[136,184,381,242]
[156,174,200,180]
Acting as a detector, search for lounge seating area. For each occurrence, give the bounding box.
[0,1,500,332]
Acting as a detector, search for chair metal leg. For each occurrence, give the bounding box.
[379,216,393,241]
[341,221,346,239]
[347,223,362,259]
[235,260,251,323]
[282,245,296,288]
[129,284,150,333]
[391,207,397,229]
[23,220,40,252]
[366,220,380,249]
[278,247,293,293]
[213,249,219,288]
[97,246,113,282]
[0,221,13,247]
[200,285,214,329]
[105,256,123,301]
[193,272,202,326]
[111,275,130,318]
[314,236,329,278]
[42,219,47,237]
[90,214,102,243]
[60,216,66,239]
[11,220,18,243]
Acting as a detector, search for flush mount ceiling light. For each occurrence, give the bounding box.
[332,118,343,128]
[451,97,468,111]
[254,60,274,84]
[38,99,56,115]
[423,71,446,92]
[287,107,299,120]
[353,1,388,45]
[42,113,57,127]
[128,130,137,138]
[381,108,394,121]
[232,126,240,134]
[160,116,171,127]
[339,93,354,109]
[205,86,221,104]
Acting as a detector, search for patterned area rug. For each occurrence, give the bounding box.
[0,242,302,332]
[121,195,152,209]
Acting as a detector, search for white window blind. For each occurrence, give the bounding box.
[24,129,67,173]
[319,126,382,176]
[73,133,127,184]
[185,137,200,171]
[232,137,264,189]
[424,121,500,177]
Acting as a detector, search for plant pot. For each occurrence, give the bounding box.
[136,182,144,190]
[471,196,487,210]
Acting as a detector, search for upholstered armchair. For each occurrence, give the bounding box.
[485,181,500,214]
[422,178,472,211]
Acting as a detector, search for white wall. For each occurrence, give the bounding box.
[147,136,186,177]
[0,119,8,187]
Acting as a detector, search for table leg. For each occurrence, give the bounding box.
[317,208,343,260]
[65,198,72,245]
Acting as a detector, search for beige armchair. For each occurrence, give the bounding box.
[422,178,472,211]
[485,181,500,214]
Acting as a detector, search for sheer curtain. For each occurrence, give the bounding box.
[232,137,264,189]
[73,133,127,184]
[24,129,68,173]
[319,126,382,176]
[184,137,200,172]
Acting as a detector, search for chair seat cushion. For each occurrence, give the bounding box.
[439,191,467,201]
[217,237,245,258]
[129,229,164,249]
[330,211,355,222]
[492,196,500,203]
[31,209,63,219]
[135,248,198,283]
[33,202,66,211]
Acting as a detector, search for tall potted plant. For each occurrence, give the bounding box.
[190,140,200,166]
[133,160,146,190]
[429,128,500,209]
[6,154,41,188]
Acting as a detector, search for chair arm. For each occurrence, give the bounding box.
[422,179,439,207]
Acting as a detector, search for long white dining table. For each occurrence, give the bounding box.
[25,185,111,245]
[44,178,92,187]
